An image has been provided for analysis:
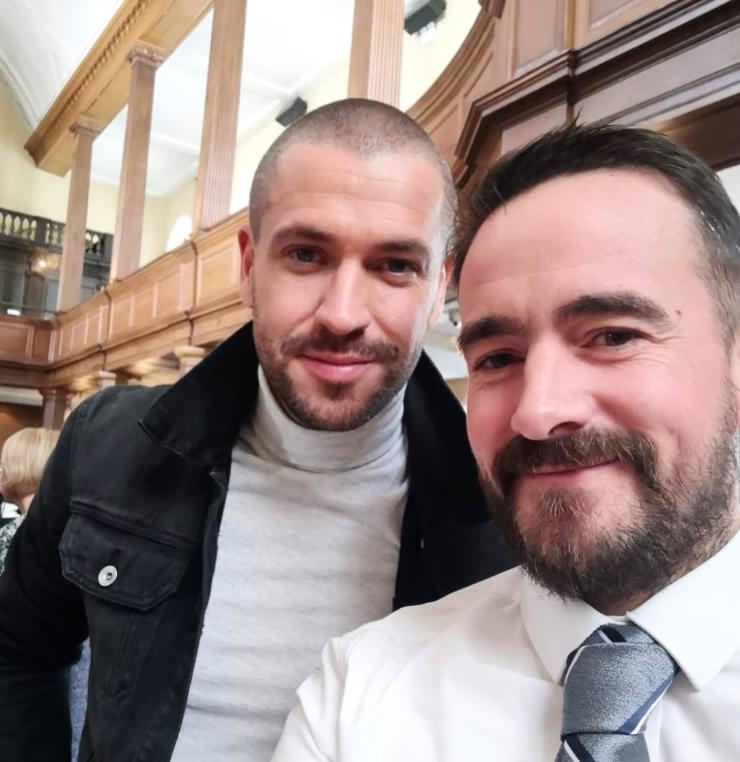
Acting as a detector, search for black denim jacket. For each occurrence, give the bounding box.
[0,323,514,762]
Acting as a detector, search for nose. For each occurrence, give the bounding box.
[314,262,371,336]
[510,343,594,441]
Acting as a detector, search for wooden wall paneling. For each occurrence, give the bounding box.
[0,403,44,445]
[51,290,110,364]
[575,0,680,47]
[194,210,246,308]
[0,323,33,358]
[500,101,571,153]
[512,0,574,79]
[191,302,252,347]
[32,327,51,362]
[0,317,53,366]
[659,94,740,169]
[104,321,192,370]
[133,286,157,331]
[110,295,135,339]
[464,0,516,116]
[0,366,49,389]
[575,18,740,126]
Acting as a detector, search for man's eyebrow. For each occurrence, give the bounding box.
[376,239,430,260]
[554,293,673,326]
[457,315,527,353]
[271,225,335,246]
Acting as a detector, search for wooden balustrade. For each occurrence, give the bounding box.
[0,206,112,260]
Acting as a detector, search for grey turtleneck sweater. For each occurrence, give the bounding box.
[170,368,408,761]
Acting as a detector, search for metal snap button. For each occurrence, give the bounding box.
[98,565,118,587]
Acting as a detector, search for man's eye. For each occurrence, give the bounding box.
[385,259,417,275]
[594,330,640,347]
[290,248,318,264]
[475,353,519,371]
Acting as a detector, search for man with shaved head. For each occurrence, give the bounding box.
[272,123,740,762]
[0,99,512,762]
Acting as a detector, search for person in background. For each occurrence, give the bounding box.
[0,427,88,761]
[0,427,59,576]
[271,123,740,762]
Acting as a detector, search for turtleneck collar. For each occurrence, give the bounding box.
[240,366,405,473]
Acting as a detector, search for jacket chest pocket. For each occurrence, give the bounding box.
[60,510,193,697]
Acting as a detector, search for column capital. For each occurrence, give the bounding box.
[70,117,103,139]
[126,43,165,69]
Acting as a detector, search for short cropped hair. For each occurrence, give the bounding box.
[1,428,60,499]
[452,122,740,336]
[249,98,456,246]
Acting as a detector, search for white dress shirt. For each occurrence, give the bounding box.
[271,528,740,762]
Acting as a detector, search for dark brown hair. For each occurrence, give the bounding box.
[452,122,740,334]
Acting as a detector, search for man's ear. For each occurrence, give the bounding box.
[427,257,452,329]
[238,225,255,309]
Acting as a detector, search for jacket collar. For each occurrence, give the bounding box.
[139,323,259,468]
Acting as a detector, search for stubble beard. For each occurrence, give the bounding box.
[480,402,740,612]
[252,308,422,432]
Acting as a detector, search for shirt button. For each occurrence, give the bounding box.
[98,565,118,587]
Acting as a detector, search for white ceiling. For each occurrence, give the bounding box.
[1,0,427,198]
[0,0,125,130]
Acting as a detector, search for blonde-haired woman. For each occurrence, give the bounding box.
[0,427,59,575]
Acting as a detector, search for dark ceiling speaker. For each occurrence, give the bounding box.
[276,97,308,127]
[404,0,446,35]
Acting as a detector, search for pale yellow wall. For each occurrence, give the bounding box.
[400,0,480,111]
[0,84,167,268]
[156,175,196,256]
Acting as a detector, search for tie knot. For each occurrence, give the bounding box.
[560,623,679,740]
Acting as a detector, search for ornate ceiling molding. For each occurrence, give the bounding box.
[24,0,212,177]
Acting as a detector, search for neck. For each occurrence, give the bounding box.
[18,494,34,514]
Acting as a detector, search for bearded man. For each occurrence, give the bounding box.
[272,123,740,762]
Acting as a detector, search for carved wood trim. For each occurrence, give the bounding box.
[456,0,740,183]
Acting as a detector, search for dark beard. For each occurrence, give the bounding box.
[481,416,739,612]
[254,321,418,432]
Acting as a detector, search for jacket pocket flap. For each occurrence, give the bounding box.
[60,511,191,611]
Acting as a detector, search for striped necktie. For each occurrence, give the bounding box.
[555,624,679,762]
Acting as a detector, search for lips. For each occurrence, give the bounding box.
[524,460,615,477]
[303,352,372,366]
[299,353,375,383]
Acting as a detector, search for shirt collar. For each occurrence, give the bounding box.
[521,525,740,691]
